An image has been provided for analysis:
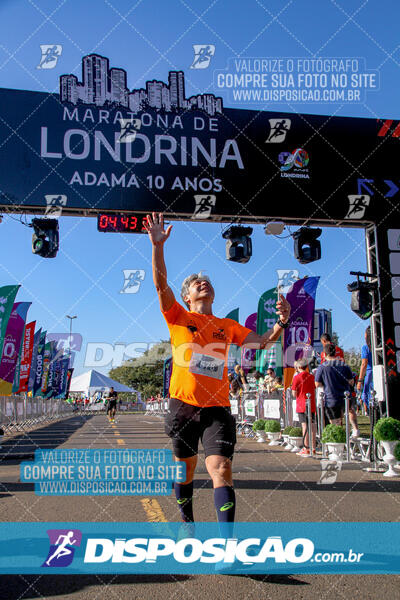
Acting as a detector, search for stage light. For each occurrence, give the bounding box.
[31,218,59,258]
[292,227,322,264]
[347,273,377,320]
[222,225,253,263]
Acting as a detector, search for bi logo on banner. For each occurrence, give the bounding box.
[42,529,82,567]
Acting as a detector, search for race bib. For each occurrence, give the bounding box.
[189,353,225,380]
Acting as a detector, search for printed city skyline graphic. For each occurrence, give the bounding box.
[60,53,223,117]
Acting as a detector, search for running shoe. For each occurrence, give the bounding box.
[296,448,310,457]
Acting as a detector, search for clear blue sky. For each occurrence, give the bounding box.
[0,0,398,376]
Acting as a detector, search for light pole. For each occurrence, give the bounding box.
[66,315,77,359]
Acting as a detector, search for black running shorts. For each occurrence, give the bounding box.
[324,404,344,421]
[108,400,117,411]
[297,412,316,423]
[165,397,236,459]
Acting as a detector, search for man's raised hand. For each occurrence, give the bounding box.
[144,212,172,246]
[276,293,291,323]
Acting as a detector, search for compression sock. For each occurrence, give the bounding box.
[174,482,194,522]
[214,486,235,538]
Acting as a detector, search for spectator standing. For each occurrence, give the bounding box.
[315,343,360,436]
[357,326,373,413]
[291,358,316,456]
[320,333,344,363]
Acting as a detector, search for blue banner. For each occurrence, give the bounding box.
[0,522,398,574]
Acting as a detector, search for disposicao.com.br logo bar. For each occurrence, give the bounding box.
[0,523,399,574]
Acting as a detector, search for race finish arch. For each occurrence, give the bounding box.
[0,53,399,416]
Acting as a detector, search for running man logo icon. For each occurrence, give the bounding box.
[190,45,215,69]
[42,529,82,567]
[118,118,142,143]
[120,269,146,294]
[277,269,299,294]
[345,195,371,219]
[317,460,342,485]
[266,118,291,143]
[37,45,62,69]
[44,195,67,218]
[193,195,216,219]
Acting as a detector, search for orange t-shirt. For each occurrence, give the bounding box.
[162,301,252,407]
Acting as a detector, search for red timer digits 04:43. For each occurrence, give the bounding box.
[97,213,149,233]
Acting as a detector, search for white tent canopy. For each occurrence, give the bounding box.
[70,369,137,395]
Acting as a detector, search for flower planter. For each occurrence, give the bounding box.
[267,432,281,446]
[289,437,303,452]
[282,434,293,450]
[380,441,399,478]
[326,442,345,462]
[255,431,267,443]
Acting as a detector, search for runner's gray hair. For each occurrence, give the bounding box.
[181,272,212,309]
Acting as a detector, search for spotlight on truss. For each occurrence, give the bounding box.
[222,225,253,264]
[347,271,377,320]
[292,226,322,264]
[31,218,59,258]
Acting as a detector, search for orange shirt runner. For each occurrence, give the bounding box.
[162,301,252,408]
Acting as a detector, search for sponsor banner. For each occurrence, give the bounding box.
[0,522,398,574]
[225,308,241,371]
[33,331,47,397]
[0,59,392,224]
[54,357,70,398]
[0,302,31,395]
[163,356,172,398]
[28,328,42,393]
[11,325,24,394]
[256,288,282,377]
[65,367,74,398]
[18,321,36,393]
[283,277,319,390]
[241,313,257,373]
[0,285,20,361]
[40,341,53,396]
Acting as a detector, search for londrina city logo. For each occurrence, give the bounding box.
[42,529,82,568]
[280,148,309,172]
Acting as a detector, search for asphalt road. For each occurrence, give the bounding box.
[0,412,399,600]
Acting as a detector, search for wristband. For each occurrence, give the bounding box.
[276,318,290,329]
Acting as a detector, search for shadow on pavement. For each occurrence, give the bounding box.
[0,416,94,460]
[193,479,400,492]
[0,574,193,599]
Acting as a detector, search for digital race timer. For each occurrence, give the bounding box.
[97,213,149,233]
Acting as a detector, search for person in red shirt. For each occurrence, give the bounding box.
[291,358,316,457]
[320,333,344,363]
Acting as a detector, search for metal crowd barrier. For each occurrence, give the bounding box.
[145,400,169,417]
[0,395,74,435]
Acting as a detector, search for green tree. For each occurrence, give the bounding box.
[109,340,171,400]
